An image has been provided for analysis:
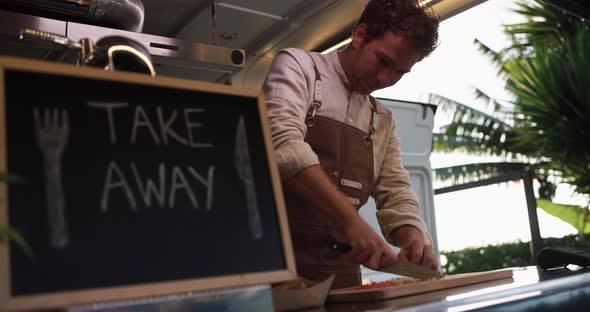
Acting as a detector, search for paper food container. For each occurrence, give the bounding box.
[271,275,335,311]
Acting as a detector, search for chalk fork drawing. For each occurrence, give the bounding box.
[234,116,263,240]
[33,108,70,248]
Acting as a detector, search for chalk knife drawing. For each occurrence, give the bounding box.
[234,116,263,240]
[34,108,70,248]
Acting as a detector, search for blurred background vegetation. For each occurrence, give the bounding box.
[441,233,590,274]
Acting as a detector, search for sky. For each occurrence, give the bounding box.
[373,0,586,251]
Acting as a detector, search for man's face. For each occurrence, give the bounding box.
[347,25,421,95]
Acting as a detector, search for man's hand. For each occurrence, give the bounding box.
[391,225,438,271]
[335,216,397,270]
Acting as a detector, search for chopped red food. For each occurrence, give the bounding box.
[354,278,418,290]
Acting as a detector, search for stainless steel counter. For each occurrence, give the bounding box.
[323,266,590,312]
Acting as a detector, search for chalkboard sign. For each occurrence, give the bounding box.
[0,57,295,311]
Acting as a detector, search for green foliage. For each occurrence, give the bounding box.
[478,1,590,173]
[537,179,556,200]
[430,94,514,157]
[505,0,589,49]
[0,172,25,184]
[0,226,32,258]
[441,242,531,274]
[441,234,590,274]
[433,162,528,186]
[505,30,590,170]
[538,199,590,234]
[0,172,32,258]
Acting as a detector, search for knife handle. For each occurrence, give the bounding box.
[329,241,352,253]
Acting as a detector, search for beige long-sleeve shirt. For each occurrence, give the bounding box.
[263,48,431,245]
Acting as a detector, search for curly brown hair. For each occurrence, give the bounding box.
[357,0,440,60]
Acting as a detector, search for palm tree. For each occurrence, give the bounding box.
[431,0,590,236]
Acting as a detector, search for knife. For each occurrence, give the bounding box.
[330,241,443,280]
[234,115,263,240]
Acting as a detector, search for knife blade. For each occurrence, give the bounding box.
[329,241,443,280]
[234,115,263,240]
[378,261,443,280]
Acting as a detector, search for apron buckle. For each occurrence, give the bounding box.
[305,101,321,127]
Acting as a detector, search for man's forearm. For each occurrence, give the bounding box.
[390,224,426,247]
[283,164,358,226]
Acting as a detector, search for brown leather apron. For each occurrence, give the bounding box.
[284,54,377,289]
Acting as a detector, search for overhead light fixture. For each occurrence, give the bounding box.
[320,0,439,54]
[321,38,351,54]
[419,0,439,6]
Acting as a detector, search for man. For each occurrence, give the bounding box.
[264,0,440,289]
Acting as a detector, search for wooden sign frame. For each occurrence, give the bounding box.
[0,56,296,311]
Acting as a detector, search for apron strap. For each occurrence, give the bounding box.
[304,52,376,145]
[365,96,377,144]
[305,53,322,128]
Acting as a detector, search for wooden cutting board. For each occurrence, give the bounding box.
[326,269,513,303]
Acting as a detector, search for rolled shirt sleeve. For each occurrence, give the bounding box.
[373,115,433,246]
[263,50,319,179]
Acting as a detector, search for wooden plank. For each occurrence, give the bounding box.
[327,269,513,303]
